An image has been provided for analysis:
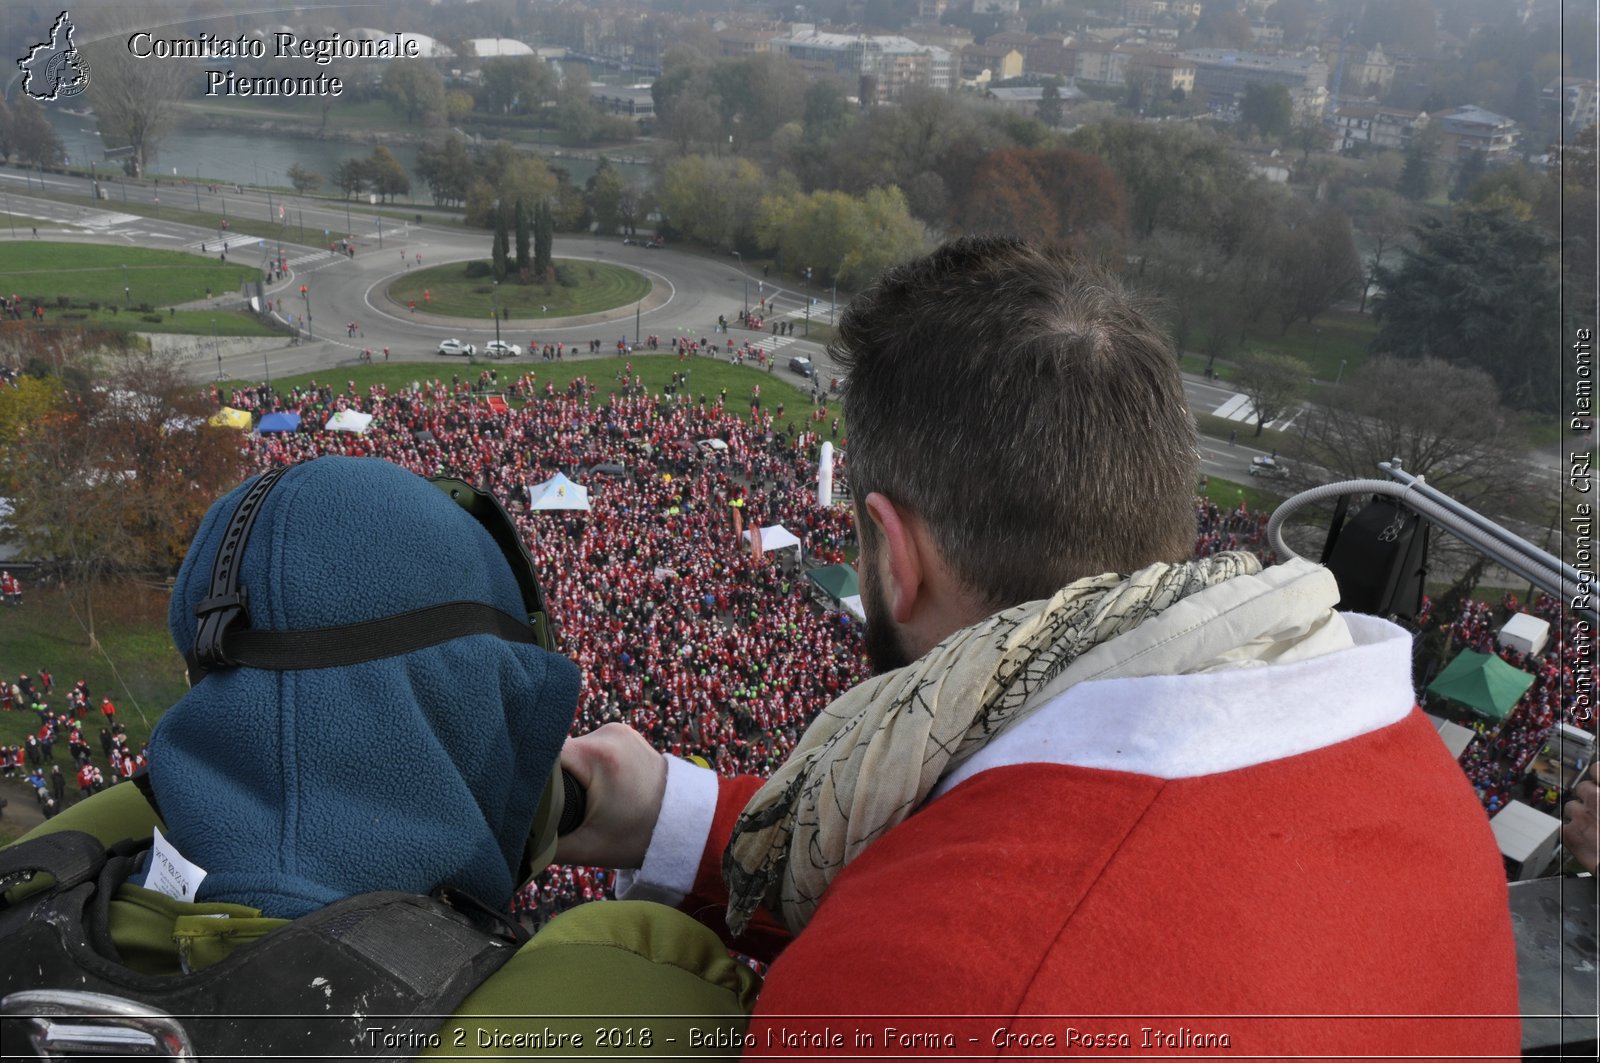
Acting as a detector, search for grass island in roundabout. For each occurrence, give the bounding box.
[386,259,650,321]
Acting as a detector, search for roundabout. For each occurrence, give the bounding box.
[384,258,652,322]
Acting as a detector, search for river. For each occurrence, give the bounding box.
[44,109,651,194]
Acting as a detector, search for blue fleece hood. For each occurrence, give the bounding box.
[150,457,580,918]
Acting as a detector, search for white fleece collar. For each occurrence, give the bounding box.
[932,612,1417,794]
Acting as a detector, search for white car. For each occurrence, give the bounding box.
[484,340,523,358]
[437,338,476,357]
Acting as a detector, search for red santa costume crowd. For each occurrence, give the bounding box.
[1425,591,1597,817]
[5,368,1592,914]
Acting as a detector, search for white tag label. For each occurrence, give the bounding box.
[147,828,208,901]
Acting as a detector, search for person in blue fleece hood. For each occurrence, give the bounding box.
[150,456,581,919]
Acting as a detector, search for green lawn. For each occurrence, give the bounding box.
[1236,310,1378,382]
[1197,474,1286,514]
[386,260,651,320]
[1194,410,1293,452]
[30,309,281,337]
[0,241,258,309]
[0,582,186,826]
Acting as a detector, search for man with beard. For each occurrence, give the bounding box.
[556,238,1520,1056]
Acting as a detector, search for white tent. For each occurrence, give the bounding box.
[840,593,865,623]
[528,472,591,512]
[742,524,801,557]
[1497,612,1551,657]
[1425,713,1477,759]
[1490,801,1563,881]
[324,410,373,434]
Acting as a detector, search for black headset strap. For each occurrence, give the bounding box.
[186,600,539,676]
[192,464,295,675]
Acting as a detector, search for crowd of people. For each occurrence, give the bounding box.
[1431,592,1596,817]
[1,672,145,821]
[7,367,1588,903]
[1193,496,1280,565]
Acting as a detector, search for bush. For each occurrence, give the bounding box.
[473,286,494,295]
[463,260,492,278]
[87,301,100,312]
[140,314,163,323]
[553,264,580,288]
[55,296,70,309]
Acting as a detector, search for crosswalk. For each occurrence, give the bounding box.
[76,210,144,230]
[749,335,796,354]
[1212,394,1299,432]
[779,301,838,320]
[284,249,337,269]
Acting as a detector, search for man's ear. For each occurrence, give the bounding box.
[862,492,925,625]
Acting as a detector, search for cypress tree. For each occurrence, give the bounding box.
[491,205,509,282]
[514,199,531,273]
[533,200,554,278]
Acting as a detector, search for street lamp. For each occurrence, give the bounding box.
[491,282,501,347]
[300,283,312,339]
[1336,359,1347,385]
[212,318,220,381]
[121,264,129,306]
[733,250,748,316]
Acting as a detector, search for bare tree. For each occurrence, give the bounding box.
[1294,356,1525,517]
[1234,352,1312,437]
[1348,189,1410,314]
[81,27,189,177]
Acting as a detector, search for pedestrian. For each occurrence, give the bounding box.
[1228,429,1237,446]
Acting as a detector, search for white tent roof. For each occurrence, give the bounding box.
[324,410,373,434]
[1425,713,1477,759]
[742,525,801,554]
[1489,800,1562,863]
[840,593,865,622]
[1497,612,1551,657]
[528,472,590,512]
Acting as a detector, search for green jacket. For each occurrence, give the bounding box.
[4,785,759,1060]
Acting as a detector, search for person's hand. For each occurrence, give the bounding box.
[1561,763,1600,874]
[554,723,668,870]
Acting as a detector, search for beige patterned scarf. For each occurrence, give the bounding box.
[722,551,1265,935]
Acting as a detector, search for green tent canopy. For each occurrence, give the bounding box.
[807,563,859,604]
[1427,650,1535,722]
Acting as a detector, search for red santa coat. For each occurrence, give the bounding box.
[622,613,1521,1059]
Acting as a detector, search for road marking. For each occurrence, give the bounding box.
[1211,393,1298,432]
[76,211,143,229]
[780,301,837,319]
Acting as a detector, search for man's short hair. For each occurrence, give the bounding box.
[833,237,1198,610]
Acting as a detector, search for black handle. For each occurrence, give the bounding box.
[557,768,587,835]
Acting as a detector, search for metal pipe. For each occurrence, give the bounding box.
[1267,477,1593,624]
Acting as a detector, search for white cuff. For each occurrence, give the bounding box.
[614,754,719,906]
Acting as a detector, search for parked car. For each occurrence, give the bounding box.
[437,338,476,357]
[789,356,814,378]
[484,340,522,358]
